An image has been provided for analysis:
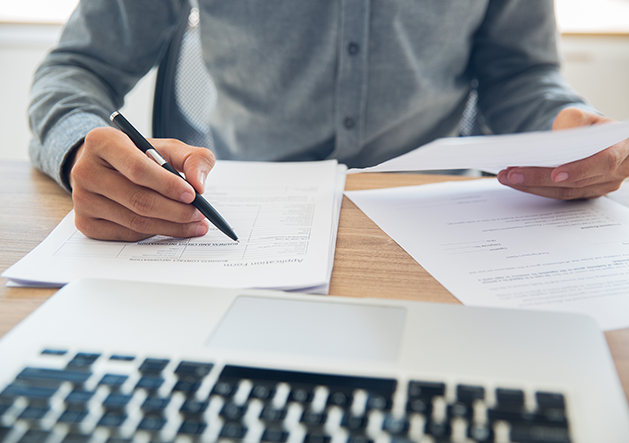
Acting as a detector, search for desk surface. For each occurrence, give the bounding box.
[1,160,628,402]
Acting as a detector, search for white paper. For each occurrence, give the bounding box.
[3,160,346,294]
[351,121,629,174]
[346,179,629,330]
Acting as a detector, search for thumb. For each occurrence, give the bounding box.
[552,107,611,130]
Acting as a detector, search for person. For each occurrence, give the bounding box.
[28,0,629,242]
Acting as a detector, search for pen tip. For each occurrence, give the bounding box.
[109,111,120,122]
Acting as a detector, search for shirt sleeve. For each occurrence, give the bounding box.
[470,0,597,135]
[28,0,186,192]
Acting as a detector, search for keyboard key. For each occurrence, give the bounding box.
[346,436,372,443]
[58,409,88,424]
[326,390,353,408]
[250,382,276,400]
[98,412,128,427]
[366,393,391,411]
[67,352,101,369]
[406,397,432,415]
[424,420,452,438]
[17,429,52,443]
[468,423,493,442]
[137,415,167,431]
[139,358,169,374]
[135,376,164,391]
[65,390,95,410]
[142,397,170,414]
[1,384,57,401]
[172,379,201,394]
[262,428,289,442]
[301,411,327,426]
[305,434,331,443]
[99,374,128,389]
[16,367,91,387]
[41,349,68,356]
[260,406,287,423]
[447,402,473,419]
[212,379,238,397]
[18,406,49,420]
[382,416,409,435]
[288,385,314,403]
[536,392,566,410]
[174,361,213,379]
[408,381,445,399]
[61,432,91,443]
[220,422,247,439]
[109,355,135,362]
[179,420,208,435]
[496,388,525,408]
[510,423,570,443]
[180,399,209,416]
[487,409,567,426]
[102,393,132,410]
[220,403,247,420]
[341,414,368,431]
[456,385,485,404]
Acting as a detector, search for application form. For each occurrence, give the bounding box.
[346,179,629,330]
[3,160,346,294]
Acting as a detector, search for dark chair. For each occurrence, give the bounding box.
[152,1,216,150]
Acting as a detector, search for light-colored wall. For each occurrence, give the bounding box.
[0,23,155,161]
[0,24,628,161]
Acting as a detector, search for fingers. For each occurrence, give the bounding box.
[151,137,216,194]
[497,168,621,200]
[79,128,198,204]
[497,107,629,200]
[69,126,215,240]
[74,191,210,241]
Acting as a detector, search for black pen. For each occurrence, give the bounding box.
[110,111,238,242]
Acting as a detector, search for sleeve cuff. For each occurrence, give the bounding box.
[29,112,111,193]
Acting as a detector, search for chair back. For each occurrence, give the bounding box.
[152,1,216,150]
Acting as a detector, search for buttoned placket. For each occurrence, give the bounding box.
[333,0,370,160]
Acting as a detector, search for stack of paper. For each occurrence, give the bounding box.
[3,160,346,294]
[346,179,629,331]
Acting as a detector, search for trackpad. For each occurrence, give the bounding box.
[207,296,406,362]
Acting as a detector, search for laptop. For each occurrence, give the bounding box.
[0,279,627,443]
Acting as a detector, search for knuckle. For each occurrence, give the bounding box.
[128,213,152,233]
[73,215,92,237]
[557,187,582,201]
[125,159,149,184]
[605,149,625,173]
[71,188,89,208]
[129,189,157,215]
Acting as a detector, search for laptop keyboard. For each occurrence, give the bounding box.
[0,350,571,443]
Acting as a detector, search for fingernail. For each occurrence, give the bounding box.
[194,211,205,221]
[199,171,208,186]
[195,223,208,236]
[509,172,524,185]
[180,191,194,203]
[554,172,569,183]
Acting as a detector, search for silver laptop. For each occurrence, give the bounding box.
[0,279,627,443]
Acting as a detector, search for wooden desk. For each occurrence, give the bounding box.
[1,160,628,402]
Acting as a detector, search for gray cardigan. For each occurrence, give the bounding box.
[28,0,592,192]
